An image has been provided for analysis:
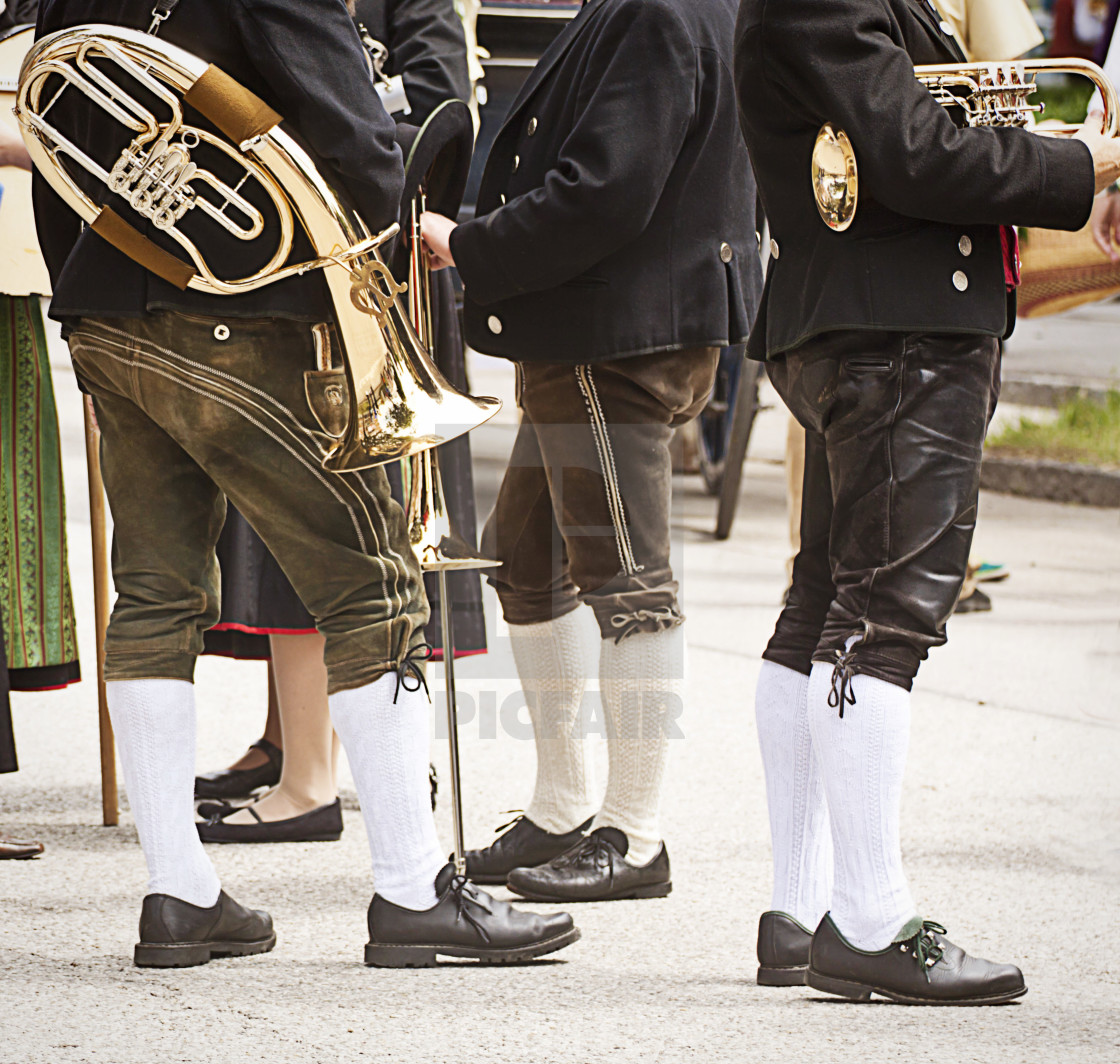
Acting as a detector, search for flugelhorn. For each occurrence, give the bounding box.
[812,58,1120,232]
[16,24,500,468]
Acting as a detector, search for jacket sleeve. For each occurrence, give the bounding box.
[760,0,1093,230]
[450,0,696,306]
[233,0,404,232]
[387,0,471,122]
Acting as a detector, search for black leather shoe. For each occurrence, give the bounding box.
[134,890,276,968]
[506,827,672,902]
[195,799,243,821]
[757,911,813,986]
[0,834,44,859]
[365,863,580,967]
[464,814,592,885]
[194,738,282,800]
[197,798,343,843]
[808,914,1027,1005]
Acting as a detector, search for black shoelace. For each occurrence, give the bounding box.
[560,833,614,870]
[448,874,493,943]
[393,642,433,703]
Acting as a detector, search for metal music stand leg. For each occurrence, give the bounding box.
[83,396,118,826]
[438,570,466,875]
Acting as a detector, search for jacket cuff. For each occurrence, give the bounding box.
[450,216,520,307]
[1031,137,1095,232]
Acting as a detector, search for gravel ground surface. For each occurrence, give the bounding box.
[1,341,1117,1064]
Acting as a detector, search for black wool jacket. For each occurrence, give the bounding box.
[0,0,39,31]
[34,0,402,324]
[450,0,762,365]
[735,0,1095,360]
[352,0,469,123]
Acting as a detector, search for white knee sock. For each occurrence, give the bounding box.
[593,625,684,867]
[106,679,221,908]
[755,660,832,930]
[512,613,599,835]
[807,662,917,950]
[329,673,444,910]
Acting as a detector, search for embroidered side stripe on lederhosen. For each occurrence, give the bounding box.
[574,364,644,577]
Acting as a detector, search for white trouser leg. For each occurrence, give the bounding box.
[807,663,917,950]
[512,613,599,835]
[593,624,684,867]
[755,660,832,929]
[329,673,444,911]
[106,679,221,908]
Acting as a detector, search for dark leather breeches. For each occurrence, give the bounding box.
[763,330,1001,690]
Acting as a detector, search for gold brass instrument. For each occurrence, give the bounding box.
[402,188,498,877]
[812,58,1120,232]
[403,190,501,573]
[15,24,500,468]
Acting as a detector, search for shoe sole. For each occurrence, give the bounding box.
[806,969,1028,1006]
[757,965,808,986]
[363,926,581,968]
[506,881,672,903]
[134,932,277,969]
[197,832,342,844]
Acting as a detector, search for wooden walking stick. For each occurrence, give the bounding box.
[83,395,117,826]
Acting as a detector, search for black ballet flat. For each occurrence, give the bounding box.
[194,738,283,800]
[197,798,343,843]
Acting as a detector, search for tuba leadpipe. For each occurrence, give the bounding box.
[812,58,1120,231]
[16,24,500,468]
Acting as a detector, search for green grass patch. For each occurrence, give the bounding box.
[988,391,1120,469]
[1033,77,1096,125]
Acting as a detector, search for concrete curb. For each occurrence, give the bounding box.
[981,454,1120,508]
[1001,373,1118,408]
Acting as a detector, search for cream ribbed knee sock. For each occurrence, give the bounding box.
[755,660,832,930]
[807,662,917,950]
[511,613,599,835]
[329,673,444,910]
[106,679,221,908]
[593,625,684,866]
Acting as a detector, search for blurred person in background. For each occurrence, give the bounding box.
[0,107,80,860]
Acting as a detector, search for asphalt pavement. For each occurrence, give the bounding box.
[0,315,1117,1064]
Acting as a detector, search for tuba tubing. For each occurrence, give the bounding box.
[17,24,500,469]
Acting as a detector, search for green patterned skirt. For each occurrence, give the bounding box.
[0,295,81,773]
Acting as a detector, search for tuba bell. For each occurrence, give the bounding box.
[16,23,500,469]
[811,58,1120,232]
[402,190,499,572]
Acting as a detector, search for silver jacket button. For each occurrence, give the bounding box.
[940,20,953,33]
[720,242,733,263]
[958,235,973,257]
[952,270,969,291]
[487,315,503,335]
[527,117,538,136]
[499,193,507,204]
[769,238,780,260]
[512,154,520,172]
[213,324,230,341]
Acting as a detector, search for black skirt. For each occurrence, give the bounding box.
[203,268,487,661]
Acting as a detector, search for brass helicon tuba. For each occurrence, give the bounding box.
[812,58,1120,232]
[15,23,500,469]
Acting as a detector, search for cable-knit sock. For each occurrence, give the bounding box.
[105,679,221,908]
[592,624,684,867]
[755,660,832,930]
[807,662,918,950]
[329,673,443,911]
[511,613,599,835]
